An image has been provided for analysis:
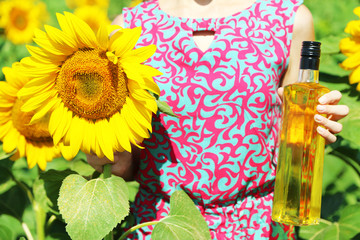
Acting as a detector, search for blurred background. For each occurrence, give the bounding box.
[0,0,359,239]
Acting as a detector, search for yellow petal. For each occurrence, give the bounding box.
[0,121,13,139]
[49,104,63,136]
[122,99,150,139]
[64,12,98,48]
[27,45,66,64]
[95,120,114,161]
[44,24,77,49]
[3,129,19,153]
[106,51,118,64]
[30,98,59,123]
[349,66,360,84]
[97,24,109,50]
[110,113,131,152]
[56,13,78,45]
[341,52,360,70]
[110,27,142,57]
[21,90,57,113]
[121,44,157,63]
[26,144,38,169]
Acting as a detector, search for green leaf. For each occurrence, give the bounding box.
[152,190,211,240]
[0,215,26,240]
[156,99,179,118]
[0,166,15,194]
[39,169,77,214]
[58,174,130,240]
[0,224,13,240]
[299,204,360,240]
[126,181,139,202]
[0,185,29,220]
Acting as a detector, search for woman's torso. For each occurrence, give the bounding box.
[123,0,302,238]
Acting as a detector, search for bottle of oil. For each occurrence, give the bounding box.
[272,41,330,226]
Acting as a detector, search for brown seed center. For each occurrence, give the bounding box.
[55,48,128,120]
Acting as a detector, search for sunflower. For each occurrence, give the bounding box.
[18,12,161,161]
[74,6,110,34]
[340,7,360,91]
[0,0,48,44]
[0,63,61,170]
[65,0,109,9]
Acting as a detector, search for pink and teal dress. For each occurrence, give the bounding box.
[123,0,303,239]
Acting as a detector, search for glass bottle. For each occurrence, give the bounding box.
[271,41,330,226]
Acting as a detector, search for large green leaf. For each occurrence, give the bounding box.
[58,174,130,240]
[0,185,29,220]
[37,169,77,214]
[152,190,211,240]
[0,215,26,240]
[299,204,360,240]
[0,224,13,240]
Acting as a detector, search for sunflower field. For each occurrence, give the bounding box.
[0,0,359,240]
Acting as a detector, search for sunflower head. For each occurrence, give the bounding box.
[0,0,48,44]
[18,12,161,161]
[0,63,60,170]
[340,6,360,92]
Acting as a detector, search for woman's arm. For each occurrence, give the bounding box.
[280,5,349,144]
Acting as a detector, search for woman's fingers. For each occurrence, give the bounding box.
[316,126,337,144]
[316,104,350,121]
[318,90,342,105]
[314,114,343,134]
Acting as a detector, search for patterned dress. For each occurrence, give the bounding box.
[123,0,302,239]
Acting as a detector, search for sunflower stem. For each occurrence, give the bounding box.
[103,164,112,179]
[118,221,160,240]
[34,201,46,240]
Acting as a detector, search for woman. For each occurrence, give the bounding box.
[88,0,349,238]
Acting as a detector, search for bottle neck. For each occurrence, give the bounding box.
[297,69,319,84]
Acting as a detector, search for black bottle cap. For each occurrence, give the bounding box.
[300,41,321,70]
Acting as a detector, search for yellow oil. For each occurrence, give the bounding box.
[272,82,330,226]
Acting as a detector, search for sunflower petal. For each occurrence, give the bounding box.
[95,120,114,161]
[26,144,38,169]
[110,27,142,57]
[97,24,109,50]
[121,44,157,63]
[30,98,59,123]
[3,129,19,153]
[111,113,131,152]
[56,12,78,45]
[64,12,98,48]
[45,24,77,49]
[21,90,57,113]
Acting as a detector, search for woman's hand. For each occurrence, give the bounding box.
[87,149,140,180]
[278,88,349,144]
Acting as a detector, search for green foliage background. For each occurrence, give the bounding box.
[0,0,360,239]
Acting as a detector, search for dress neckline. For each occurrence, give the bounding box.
[154,0,262,22]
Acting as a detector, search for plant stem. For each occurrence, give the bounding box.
[118,221,160,240]
[21,222,34,240]
[46,215,57,231]
[103,164,112,179]
[34,201,46,240]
